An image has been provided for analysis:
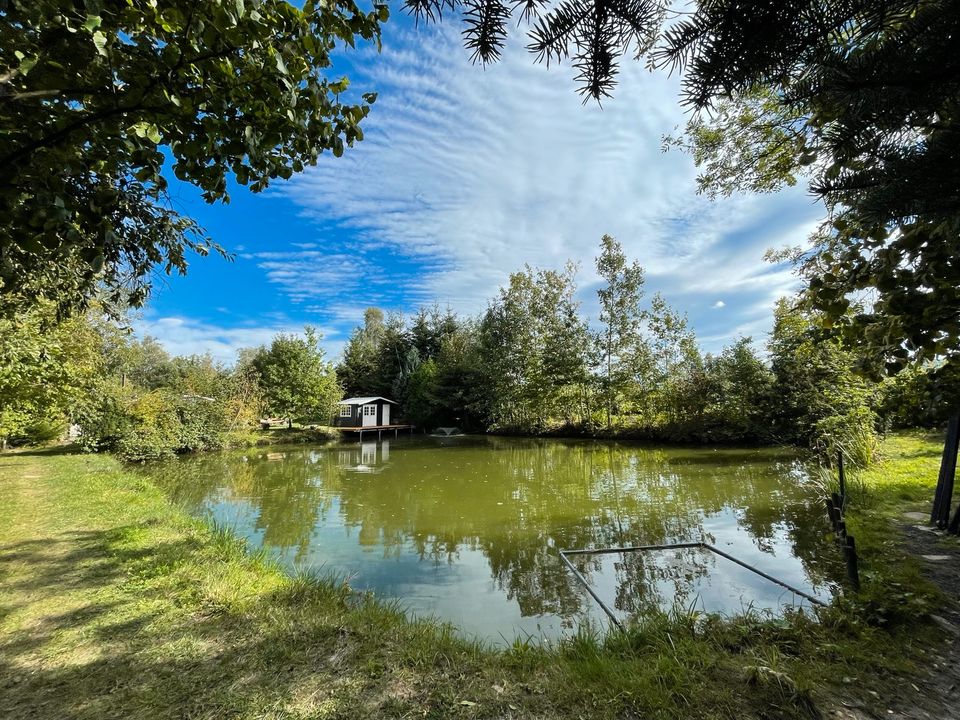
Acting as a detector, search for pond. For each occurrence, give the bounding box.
[142,435,840,643]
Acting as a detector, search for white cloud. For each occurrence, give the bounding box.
[134,315,343,365]
[712,300,726,309]
[256,23,826,350]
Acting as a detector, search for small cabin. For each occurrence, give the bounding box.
[333,396,398,428]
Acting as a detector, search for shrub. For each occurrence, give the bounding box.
[77,384,236,461]
[812,406,881,468]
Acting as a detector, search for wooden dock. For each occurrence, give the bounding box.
[337,424,414,441]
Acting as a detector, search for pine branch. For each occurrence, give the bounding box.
[462,0,511,64]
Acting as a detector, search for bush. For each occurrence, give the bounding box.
[812,406,881,468]
[77,384,236,461]
[114,390,183,461]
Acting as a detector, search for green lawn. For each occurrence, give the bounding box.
[0,434,951,719]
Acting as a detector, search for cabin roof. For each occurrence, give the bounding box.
[338,396,398,406]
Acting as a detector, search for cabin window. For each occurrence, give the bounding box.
[363,405,376,417]
[339,406,351,418]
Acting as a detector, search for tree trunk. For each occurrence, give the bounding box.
[606,328,612,431]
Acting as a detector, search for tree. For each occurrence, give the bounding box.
[0,297,100,448]
[595,234,647,430]
[251,327,340,427]
[702,338,774,443]
[645,293,702,427]
[1,0,387,312]
[411,304,458,360]
[338,307,387,395]
[374,312,414,399]
[480,263,590,430]
[404,0,667,101]
[768,300,879,465]
[414,1,960,400]
[662,2,960,390]
[405,358,439,428]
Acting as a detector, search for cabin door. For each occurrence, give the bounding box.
[362,404,377,427]
[382,404,390,426]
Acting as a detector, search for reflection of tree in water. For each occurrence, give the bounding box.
[147,448,340,562]
[594,547,716,617]
[141,438,840,623]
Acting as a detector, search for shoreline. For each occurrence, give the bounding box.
[1,433,955,718]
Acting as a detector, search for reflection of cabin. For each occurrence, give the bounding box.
[336,440,391,473]
[333,396,398,428]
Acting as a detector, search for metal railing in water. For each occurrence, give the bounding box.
[558,541,826,632]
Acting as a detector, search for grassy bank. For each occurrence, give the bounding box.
[0,434,950,719]
[839,431,953,619]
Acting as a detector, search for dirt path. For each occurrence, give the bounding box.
[833,521,960,720]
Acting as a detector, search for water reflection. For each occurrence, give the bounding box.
[144,436,840,641]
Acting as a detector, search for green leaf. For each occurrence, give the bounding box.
[18,54,39,76]
[92,31,109,56]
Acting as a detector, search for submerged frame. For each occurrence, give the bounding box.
[558,541,826,631]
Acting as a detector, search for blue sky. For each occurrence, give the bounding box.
[138,12,824,364]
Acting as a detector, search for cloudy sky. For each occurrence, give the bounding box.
[142,13,824,364]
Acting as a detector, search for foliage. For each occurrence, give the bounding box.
[768,300,880,465]
[0,299,335,458]
[876,365,943,431]
[416,1,960,416]
[250,327,340,425]
[76,349,252,460]
[0,297,100,447]
[404,358,439,428]
[335,237,884,445]
[404,0,668,100]
[595,234,646,430]
[699,338,775,443]
[662,2,960,405]
[338,307,387,395]
[0,0,387,312]
[479,263,591,431]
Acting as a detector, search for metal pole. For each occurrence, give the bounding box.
[559,542,826,627]
[704,544,826,607]
[562,542,704,556]
[844,536,861,591]
[825,497,838,529]
[558,551,624,631]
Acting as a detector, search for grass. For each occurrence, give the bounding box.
[0,433,952,719]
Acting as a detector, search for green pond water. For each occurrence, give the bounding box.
[143,435,840,643]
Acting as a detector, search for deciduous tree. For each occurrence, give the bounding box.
[1,0,387,312]
[414,0,960,398]
[251,327,340,427]
[595,234,647,429]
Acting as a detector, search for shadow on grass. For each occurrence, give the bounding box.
[0,523,445,720]
[1,444,85,458]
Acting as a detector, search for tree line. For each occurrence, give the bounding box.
[3,2,955,452]
[337,236,939,465]
[1,234,943,464]
[0,297,339,460]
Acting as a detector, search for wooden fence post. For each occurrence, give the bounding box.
[837,451,846,508]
